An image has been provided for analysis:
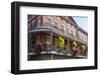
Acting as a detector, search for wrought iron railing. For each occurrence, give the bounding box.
[28,22,87,44]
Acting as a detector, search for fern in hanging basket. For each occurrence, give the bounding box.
[80,45,86,52]
[72,41,77,48]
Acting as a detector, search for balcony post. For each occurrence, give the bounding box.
[28,33,32,52]
[50,22,53,60]
[67,39,70,53]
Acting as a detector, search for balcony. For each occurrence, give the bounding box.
[28,22,87,45]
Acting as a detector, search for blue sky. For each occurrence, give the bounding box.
[73,16,88,32]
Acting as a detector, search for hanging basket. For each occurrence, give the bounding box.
[80,45,86,52]
[58,37,65,48]
[72,41,77,48]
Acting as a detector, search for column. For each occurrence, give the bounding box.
[50,21,53,60]
[28,33,32,52]
[67,39,70,53]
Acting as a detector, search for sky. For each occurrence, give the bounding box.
[72,16,88,32]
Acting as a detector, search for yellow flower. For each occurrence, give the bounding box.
[58,37,65,48]
[81,45,85,51]
[72,41,77,47]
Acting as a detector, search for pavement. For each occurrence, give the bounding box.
[28,51,87,61]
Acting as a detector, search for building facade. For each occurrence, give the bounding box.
[28,15,88,59]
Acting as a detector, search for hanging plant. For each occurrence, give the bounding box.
[58,37,65,48]
[72,41,77,48]
[80,45,86,52]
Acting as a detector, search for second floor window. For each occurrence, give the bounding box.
[60,24,64,33]
[68,28,72,35]
[30,19,38,30]
[72,31,77,36]
[53,21,58,29]
[65,27,68,33]
[47,18,51,27]
[37,18,41,26]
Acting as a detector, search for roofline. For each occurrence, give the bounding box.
[69,16,88,34]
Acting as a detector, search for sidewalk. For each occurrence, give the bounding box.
[28,51,87,61]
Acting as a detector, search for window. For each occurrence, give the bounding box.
[28,19,38,31]
[72,31,77,36]
[64,25,68,33]
[37,19,41,26]
[60,24,64,33]
[47,18,51,26]
[31,19,37,29]
[68,28,72,35]
[28,15,37,22]
[53,21,58,29]
[67,23,72,35]
[62,21,66,33]
[85,38,88,43]
[72,30,77,36]
[78,31,82,39]
[65,27,68,33]
[83,37,87,42]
